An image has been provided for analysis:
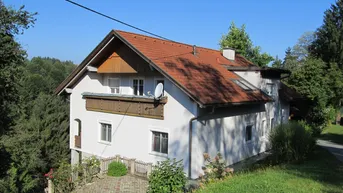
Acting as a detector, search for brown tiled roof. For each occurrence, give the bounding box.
[115,30,271,105]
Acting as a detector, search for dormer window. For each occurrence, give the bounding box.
[232,79,256,91]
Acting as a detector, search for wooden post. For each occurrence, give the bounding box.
[115,155,120,162]
[147,163,153,178]
[48,179,54,193]
[130,159,136,175]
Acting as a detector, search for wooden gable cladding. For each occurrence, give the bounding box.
[97,51,137,73]
[84,95,167,120]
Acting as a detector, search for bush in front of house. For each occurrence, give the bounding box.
[148,159,186,193]
[107,161,127,177]
[199,152,234,184]
[269,121,316,163]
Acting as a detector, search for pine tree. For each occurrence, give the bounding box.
[310,0,343,69]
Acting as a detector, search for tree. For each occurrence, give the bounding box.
[282,47,298,71]
[272,55,282,68]
[219,22,273,67]
[292,31,314,61]
[0,1,36,135]
[2,94,70,192]
[310,0,343,69]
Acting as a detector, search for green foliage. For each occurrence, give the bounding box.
[81,156,100,183]
[0,0,36,135]
[282,47,299,71]
[148,159,186,193]
[269,121,315,163]
[51,162,75,193]
[219,22,273,67]
[310,0,343,69]
[199,152,234,184]
[195,147,343,193]
[107,161,127,177]
[271,55,282,68]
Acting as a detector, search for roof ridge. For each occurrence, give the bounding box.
[114,29,221,53]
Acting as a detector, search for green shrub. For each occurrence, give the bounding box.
[269,121,316,163]
[199,152,234,184]
[51,162,75,193]
[107,161,127,177]
[148,159,186,193]
[81,156,100,183]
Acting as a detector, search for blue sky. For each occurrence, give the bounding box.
[5,0,336,64]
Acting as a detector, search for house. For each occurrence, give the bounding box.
[55,30,290,179]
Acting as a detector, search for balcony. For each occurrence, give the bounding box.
[82,92,167,120]
[75,135,81,148]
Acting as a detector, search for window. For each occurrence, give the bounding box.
[245,125,253,142]
[260,120,266,137]
[100,123,112,143]
[270,118,275,130]
[108,78,120,94]
[232,79,256,91]
[266,83,275,96]
[133,79,144,96]
[155,79,165,96]
[152,131,168,154]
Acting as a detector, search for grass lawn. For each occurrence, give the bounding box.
[321,124,343,145]
[195,147,343,193]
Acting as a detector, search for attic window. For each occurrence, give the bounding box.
[232,79,256,91]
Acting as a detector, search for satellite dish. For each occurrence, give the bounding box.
[154,83,164,99]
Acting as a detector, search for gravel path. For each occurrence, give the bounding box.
[317,139,343,162]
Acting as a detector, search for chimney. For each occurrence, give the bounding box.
[223,48,235,60]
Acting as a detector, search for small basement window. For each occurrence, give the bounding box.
[232,79,256,91]
[152,131,168,154]
[245,125,253,142]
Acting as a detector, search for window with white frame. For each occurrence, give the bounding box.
[155,79,165,96]
[108,78,120,94]
[245,125,253,142]
[100,123,112,143]
[261,120,266,137]
[133,78,144,96]
[266,83,275,96]
[270,118,275,130]
[151,131,168,154]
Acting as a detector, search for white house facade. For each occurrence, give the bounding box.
[56,30,291,179]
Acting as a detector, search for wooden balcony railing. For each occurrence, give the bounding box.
[75,135,81,148]
[83,93,167,120]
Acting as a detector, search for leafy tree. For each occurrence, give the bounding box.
[310,0,343,69]
[292,31,314,61]
[0,0,36,135]
[272,55,282,68]
[219,22,273,67]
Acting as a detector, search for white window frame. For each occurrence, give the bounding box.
[154,77,165,96]
[245,124,254,143]
[98,120,112,145]
[108,77,121,94]
[266,83,275,96]
[149,128,169,157]
[131,77,145,96]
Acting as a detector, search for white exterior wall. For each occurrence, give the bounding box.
[190,71,290,178]
[70,72,196,175]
